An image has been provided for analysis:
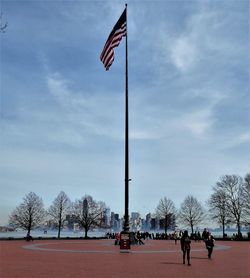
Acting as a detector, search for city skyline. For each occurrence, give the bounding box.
[0,1,249,226]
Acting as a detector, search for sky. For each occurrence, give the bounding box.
[0,0,249,226]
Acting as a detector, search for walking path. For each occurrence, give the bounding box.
[0,239,249,278]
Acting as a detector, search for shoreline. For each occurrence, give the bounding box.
[1,236,249,241]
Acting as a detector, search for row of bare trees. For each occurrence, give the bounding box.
[155,195,204,235]
[208,174,250,238]
[9,192,107,238]
[9,173,249,238]
[155,174,250,237]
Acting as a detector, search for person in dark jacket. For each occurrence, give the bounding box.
[206,233,215,259]
[180,230,191,266]
[202,228,209,241]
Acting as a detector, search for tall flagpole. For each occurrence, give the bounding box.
[123,3,130,233]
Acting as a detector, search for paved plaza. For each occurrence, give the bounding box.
[0,239,249,278]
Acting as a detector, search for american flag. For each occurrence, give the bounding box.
[100,8,126,70]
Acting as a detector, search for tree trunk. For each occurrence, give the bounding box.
[222,218,225,238]
[27,227,31,235]
[84,228,88,238]
[58,219,61,239]
[237,221,241,238]
[28,219,32,235]
[191,224,194,235]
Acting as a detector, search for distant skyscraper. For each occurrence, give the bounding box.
[83,198,88,216]
[110,212,120,231]
[150,218,156,230]
[131,212,141,231]
[105,208,111,227]
[131,212,140,220]
[146,213,151,231]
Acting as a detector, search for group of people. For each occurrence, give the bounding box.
[112,231,145,245]
[181,228,215,266]
[109,228,215,266]
[106,231,153,241]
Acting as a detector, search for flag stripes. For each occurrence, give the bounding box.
[100,8,126,70]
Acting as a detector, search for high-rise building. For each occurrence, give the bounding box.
[104,208,111,227]
[131,212,141,231]
[110,212,120,231]
[131,212,140,220]
[145,213,151,231]
[150,218,156,230]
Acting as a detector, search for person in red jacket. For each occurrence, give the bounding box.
[114,233,120,245]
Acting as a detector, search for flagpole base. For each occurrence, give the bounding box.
[119,231,130,252]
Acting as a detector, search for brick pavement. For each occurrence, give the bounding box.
[0,239,249,278]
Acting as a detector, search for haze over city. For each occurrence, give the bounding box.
[0,0,249,226]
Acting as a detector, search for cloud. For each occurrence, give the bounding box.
[0,1,248,226]
[170,35,199,72]
[219,132,250,150]
[47,73,87,111]
[155,2,248,76]
[46,72,124,140]
[130,129,160,140]
[180,107,214,137]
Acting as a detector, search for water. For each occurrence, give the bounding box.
[0,230,106,239]
[204,230,248,238]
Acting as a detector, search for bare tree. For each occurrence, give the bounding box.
[155,197,176,233]
[73,195,107,238]
[207,189,231,238]
[47,191,71,238]
[9,192,46,235]
[242,173,250,226]
[216,175,244,236]
[178,195,205,235]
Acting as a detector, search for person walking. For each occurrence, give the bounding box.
[206,233,215,259]
[181,230,191,266]
[173,231,178,245]
[202,228,209,241]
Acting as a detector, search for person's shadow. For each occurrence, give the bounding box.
[160,262,184,265]
[191,256,207,260]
